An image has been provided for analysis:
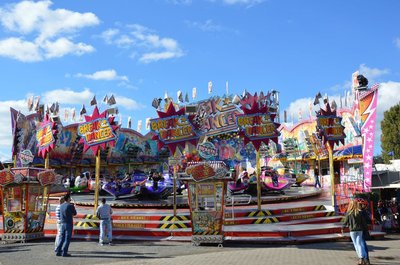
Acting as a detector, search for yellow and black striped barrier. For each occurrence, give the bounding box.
[157,222,190,229]
[252,217,280,224]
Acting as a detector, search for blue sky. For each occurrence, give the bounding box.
[0,0,400,161]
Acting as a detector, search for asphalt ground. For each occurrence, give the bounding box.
[0,234,399,265]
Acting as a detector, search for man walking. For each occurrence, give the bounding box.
[55,194,77,257]
[54,196,65,252]
[96,198,113,245]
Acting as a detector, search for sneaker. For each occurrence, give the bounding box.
[56,253,62,256]
[99,243,104,246]
[108,242,113,246]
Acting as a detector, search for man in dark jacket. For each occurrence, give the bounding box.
[55,194,77,257]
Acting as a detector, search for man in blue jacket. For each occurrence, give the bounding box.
[55,194,77,257]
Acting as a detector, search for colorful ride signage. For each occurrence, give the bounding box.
[236,93,280,151]
[0,169,15,186]
[237,113,279,139]
[151,102,199,153]
[37,170,56,186]
[36,114,57,158]
[197,142,218,160]
[316,102,346,147]
[77,106,119,154]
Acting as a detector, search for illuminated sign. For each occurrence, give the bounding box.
[19,149,34,166]
[317,115,346,141]
[196,97,241,136]
[151,102,199,154]
[237,113,280,140]
[78,106,119,154]
[36,123,55,149]
[78,118,116,146]
[150,115,197,144]
[197,142,218,159]
[36,114,58,158]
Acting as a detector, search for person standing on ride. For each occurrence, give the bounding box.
[314,166,322,188]
[342,199,370,265]
[54,196,65,252]
[96,198,113,246]
[149,171,163,190]
[55,194,77,257]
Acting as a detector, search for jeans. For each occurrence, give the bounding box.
[350,231,368,259]
[54,222,62,251]
[55,223,73,256]
[99,219,113,243]
[314,176,321,188]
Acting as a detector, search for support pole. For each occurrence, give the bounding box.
[256,150,261,211]
[173,163,177,218]
[94,149,101,213]
[326,142,336,208]
[13,154,17,168]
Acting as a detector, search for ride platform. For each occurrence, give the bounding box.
[0,187,385,244]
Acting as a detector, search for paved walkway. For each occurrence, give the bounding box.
[0,234,399,265]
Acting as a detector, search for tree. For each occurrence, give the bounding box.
[380,103,400,163]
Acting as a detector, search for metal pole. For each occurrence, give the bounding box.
[94,149,101,213]
[45,153,49,169]
[326,142,336,208]
[256,150,261,211]
[13,155,17,168]
[173,163,177,218]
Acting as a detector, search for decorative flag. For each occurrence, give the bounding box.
[146,118,151,130]
[137,120,142,132]
[127,117,131,128]
[185,92,189,103]
[208,81,212,94]
[177,90,183,102]
[313,92,322,105]
[103,94,108,103]
[152,98,162,109]
[49,103,56,113]
[34,96,40,111]
[192,87,196,100]
[284,110,287,123]
[232,94,240,104]
[164,91,169,100]
[71,108,76,121]
[340,94,343,108]
[331,100,337,111]
[64,109,69,122]
[90,96,97,106]
[226,81,229,95]
[242,89,247,98]
[80,104,87,115]
[27,96,34,111]
[107,95,116,105]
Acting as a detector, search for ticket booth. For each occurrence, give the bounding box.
[0,167,58,242]
[179,161,233,246]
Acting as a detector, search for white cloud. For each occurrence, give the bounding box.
[0,37,41,62]
[358,64,390,80]
[167,0,192,5]
[394,37,400,49]
[100,23,184,63]
[43,88,94,105]
[186,19,224,32]
[115,95,145,110]
[75,69,129,82]
[222,0,265,7]
[0,0,99,62]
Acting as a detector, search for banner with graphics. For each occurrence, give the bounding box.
[358,84,379,191]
